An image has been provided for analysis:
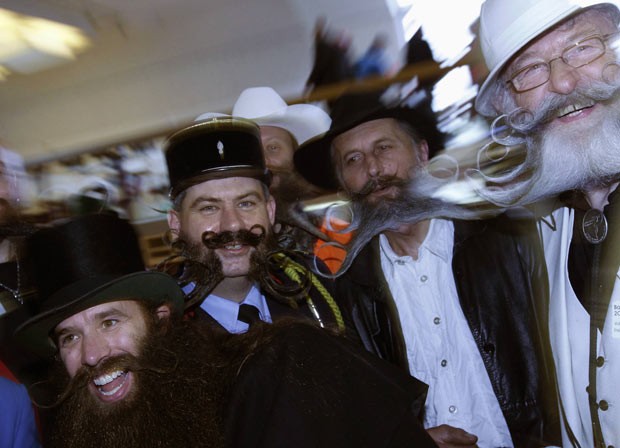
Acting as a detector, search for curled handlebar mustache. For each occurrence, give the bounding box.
[201,225,266,249]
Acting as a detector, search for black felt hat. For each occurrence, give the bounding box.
[14,213,184,358]
[164,117,271,199]
[294,90,444,191]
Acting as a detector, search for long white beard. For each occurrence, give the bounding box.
[477,83,620,206]
[534,102,620,192]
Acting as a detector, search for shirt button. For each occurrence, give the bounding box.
[448,405,457,414]
[420,275,428,282]
[395,260,405,265]
[599,400,609,411]
[596,356,605,367]
[441,359,447,367]
[433,317,441,325]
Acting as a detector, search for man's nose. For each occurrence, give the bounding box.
[81,334,111,367]
[219,206,243,232]
[366,153,383,177]
[547,59,579,95]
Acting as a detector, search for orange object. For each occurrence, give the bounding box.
[314,218,353,274]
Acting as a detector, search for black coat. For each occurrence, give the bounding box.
[335,215,560,447]
[224,323,437,448]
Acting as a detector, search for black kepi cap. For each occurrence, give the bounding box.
[164,117,271,199]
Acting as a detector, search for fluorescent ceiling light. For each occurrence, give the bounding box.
[0,7,91,77]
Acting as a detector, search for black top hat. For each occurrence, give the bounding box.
[294,90,444,191]
[164,117,271,199]
[14,213,184,358]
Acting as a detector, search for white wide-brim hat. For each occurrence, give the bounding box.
[475,0,620,117]
[232,87,331,145]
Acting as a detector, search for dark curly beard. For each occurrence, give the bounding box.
[170,228,312,309]
[42,315,234,448]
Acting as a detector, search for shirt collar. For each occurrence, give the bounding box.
[380,219,453,265]
[200,284,271,333]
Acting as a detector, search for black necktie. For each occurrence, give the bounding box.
[237,304,262,327]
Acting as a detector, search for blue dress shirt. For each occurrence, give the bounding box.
[198,284,272,333]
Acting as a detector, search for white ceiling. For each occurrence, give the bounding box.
[0,0,403,162]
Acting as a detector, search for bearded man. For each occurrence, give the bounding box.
[15,213,436,448]
[475,0,620,446]
[294,90,559,448]
[164,116,344,334]
[197,86,351,273]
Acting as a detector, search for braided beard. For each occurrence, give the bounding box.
[174,228,311,307]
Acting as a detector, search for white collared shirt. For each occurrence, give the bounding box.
[199,284,272,333]
[379,219,513,448]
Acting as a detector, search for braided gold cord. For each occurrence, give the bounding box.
[272,253,346,332]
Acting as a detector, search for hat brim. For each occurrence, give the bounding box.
[252,104,332,146]
[475,3,620,116]
[14,271,185,359]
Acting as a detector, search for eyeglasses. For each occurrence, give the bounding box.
[507,33,618,93]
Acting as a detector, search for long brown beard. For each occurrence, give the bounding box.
[43,318,334,448]
[43,318,235,448]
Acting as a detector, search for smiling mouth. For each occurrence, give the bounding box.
[223,241,243,250]
[556,101,595,118]
[93,369,129,397]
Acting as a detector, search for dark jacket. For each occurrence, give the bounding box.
[224,323,436,448]
[335,215,560,447]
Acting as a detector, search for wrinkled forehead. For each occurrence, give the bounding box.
[505,8,618,75]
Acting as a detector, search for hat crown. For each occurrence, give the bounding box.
[230,86,332,145]
[479,0,577,73]
[232,87,288,119]
[29,213,145,307]
[164,117,269,198]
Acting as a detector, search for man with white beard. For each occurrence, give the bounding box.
[476,0,620,446]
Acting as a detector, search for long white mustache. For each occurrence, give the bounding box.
[470,78,620,206]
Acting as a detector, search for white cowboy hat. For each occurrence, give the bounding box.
[197,87,331,146]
